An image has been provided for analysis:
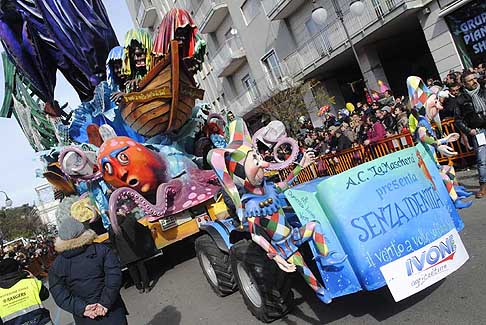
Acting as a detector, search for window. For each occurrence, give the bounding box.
[261,50,283,87]
[242,74,259,102]
[241,0,260,25]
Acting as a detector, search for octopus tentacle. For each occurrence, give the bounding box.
[58,146,103,181]
[59,146,88,173]
[267,137,299,170]
[108,178,187,233]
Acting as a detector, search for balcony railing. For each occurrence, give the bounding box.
[194,0,229,33]
[227,62,295,116]
[212,36,247,77]
[261,0,306,21]
[282,0,407,79]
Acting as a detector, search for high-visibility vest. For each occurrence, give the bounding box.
[0,278,45,323]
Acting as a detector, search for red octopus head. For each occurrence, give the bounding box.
[98,137,168,195]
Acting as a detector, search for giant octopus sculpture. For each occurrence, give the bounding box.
[97,136,221,232]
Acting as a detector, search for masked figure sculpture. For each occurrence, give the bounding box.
[152,7,206,73]
[407,76,473,209]
[97,136,220,233]
[122,28,152,90]
[208,118,346,304]
[69,46,145,143]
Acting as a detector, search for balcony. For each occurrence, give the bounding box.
[281,0,422,80]
[194,0,229,34]
[136,2,158,28]
[230,88,260,117]
[228,62,294,117]
[261,0,306,21]
[212,36,247,78]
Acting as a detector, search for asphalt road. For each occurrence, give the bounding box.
[44,170,485,325]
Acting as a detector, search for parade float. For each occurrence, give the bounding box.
[0,3,471,323]
[195,116,470,322]
[0,4,221,252]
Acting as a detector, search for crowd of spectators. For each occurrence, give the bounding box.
[283,63,486,158]
[0,236,57,277]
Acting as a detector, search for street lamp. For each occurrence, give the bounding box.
[312,0,373,100]
[0,190,12,208]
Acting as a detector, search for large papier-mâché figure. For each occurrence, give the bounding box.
[407,76,473,209]
[152,7,206,73]
[0,0,118,110]
[122,28,152,85]
[58,144,111,229]
[97,136,220,233]
[69,46,145,143]
[208,118,346,304]
[34,0,118,86]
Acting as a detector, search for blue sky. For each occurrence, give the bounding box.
[0,1,134,207]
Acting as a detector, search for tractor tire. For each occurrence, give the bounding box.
[230,239,294,323]
[195,234,237,297]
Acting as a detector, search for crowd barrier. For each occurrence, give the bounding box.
[436,118,476,164]
[279,118,476,185]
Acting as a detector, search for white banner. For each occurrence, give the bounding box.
[380,229,469,302]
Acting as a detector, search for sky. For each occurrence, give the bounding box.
[0,0,134,207]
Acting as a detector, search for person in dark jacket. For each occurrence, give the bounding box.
[334,129,353,152]
[109,213,157,293]
[455,70,486,198]
[0,258,51,325]
[376,106,397,134]
[441,83,461,119]
[48,218,127,324]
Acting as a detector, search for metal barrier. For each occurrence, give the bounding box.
[278,118,476,186]
[436,118,476,164]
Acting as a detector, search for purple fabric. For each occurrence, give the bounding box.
[0,0,118,103]
[34,0,118,88]
[0,2,56,102]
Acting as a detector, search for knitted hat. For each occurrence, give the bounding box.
[208,118,253,222]
[0,258,20,276]
[58,217,86,241]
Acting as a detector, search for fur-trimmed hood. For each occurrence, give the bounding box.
[55,229,97,253]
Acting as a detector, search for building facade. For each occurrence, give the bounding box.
[35,184,59,226]
[125,0,483,123]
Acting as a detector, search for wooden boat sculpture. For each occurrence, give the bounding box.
[121,40,204,137]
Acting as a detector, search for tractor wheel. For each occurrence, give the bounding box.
[195,234,237,296]
[230,239,294,323]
